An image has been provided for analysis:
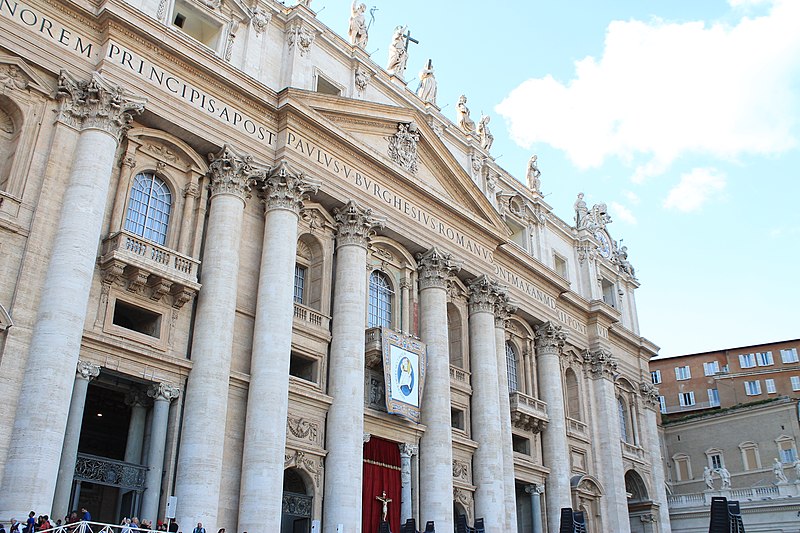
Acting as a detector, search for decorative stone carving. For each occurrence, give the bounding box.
[574,193,588,228]
[577,200,612,232]
[534,322,566,355]
[76,360,101,381]
[398,443,418,458]
[477,114,493,151]
[453,487,472,506]
[456,95,475,134]
[147,382,181,401]
[56,70,146,141]
[124,390,147,407]
[207,144,257,200]
[286,416,320,445]
[639,380,660,409]
[583,349,618,379]
[452,459,471,481]
[640,514,657,523]
[251,6,271,36]
[386,25,409,78]
[467,275,504,315]
[524,483,545,496]
[613,244,636,279]
[146,143,178,162]
[282,492,312,518]
[348,1,368,49]
[259,160,320,214]
[493,291,516,329]
[576,243,598,264]
[354,65,370,97]
[387,122,420,174]
[156,0,167,21]
[287,22,315,57]
[0,64,27,90]
[284,450,322,485]
[333,200,384,249]
[224,20,240,62]
[416,247,461,290]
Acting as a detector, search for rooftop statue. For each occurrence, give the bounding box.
[456,95,475,134]
[416,60,437,105]
[386,26,409,78]
[477,115,493,151]
[349,1,368,48]
[527,155,541,192]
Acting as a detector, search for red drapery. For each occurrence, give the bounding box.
[362,436,402,533]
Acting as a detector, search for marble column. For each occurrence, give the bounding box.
[174,145,257,531]
[238,162,319,532]
[493,295,518,532]
[524,484,545,533]
[53,361,101,519]
[142,383,181,526]
[399,443,417,523]
[640,382,672,532]
[534,322,570,533]
[584,350,629,533]
[124,391,148,464]
[322,201,384,533]
[416,247,460,531]
[0,71,144,518]
[468,276,505,532]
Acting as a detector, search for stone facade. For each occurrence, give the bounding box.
[0,1,669,532]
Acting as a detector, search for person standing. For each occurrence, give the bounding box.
[192,523,205,533]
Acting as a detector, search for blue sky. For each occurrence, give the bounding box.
[313,0,800,357]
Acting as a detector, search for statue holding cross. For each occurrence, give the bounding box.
[386,25,418,78]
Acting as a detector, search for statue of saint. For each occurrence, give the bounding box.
[527,155,541,192]
[717,466,731,489]
[349,1,368,49]
[477,115,493,151]
[574,192,588,227]
[703,466,715,490]
[774,458,789,484]
[416,60,437,104]
[386,26,408,78]
[456,95,475,134]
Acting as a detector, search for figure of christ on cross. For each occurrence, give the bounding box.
[376,490,392,522]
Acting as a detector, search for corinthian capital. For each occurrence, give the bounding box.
[56,70,145,142]
[333,200,385,248]
[416,247,461,290]
[147,382,181,402]
[639,380,660,410]
[583,349,618,379]
[207,144,258,200]
[260,160,320,214]
[533,322,566,354]
[76,360,101,381]
[494,290,517,328]
[467,275,504,315]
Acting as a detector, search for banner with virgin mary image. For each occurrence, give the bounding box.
[381,328,426,423]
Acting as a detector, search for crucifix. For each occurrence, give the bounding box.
[376,490,392,522]
[402,28,419,52]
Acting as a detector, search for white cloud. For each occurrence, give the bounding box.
[610,202,637,224]
[496,0,800,176]
[623,190,640,205]
[663,168,726,212]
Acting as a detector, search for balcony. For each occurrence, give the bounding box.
[450,365,472,393]
[621,440,646,462]
[509,391,548,433]
[566,417,589,440]
[99,231,200,307]
[293,303,331,340]
[364,327,383,369]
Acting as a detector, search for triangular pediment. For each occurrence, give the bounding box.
[289,92,510,237]
[0,55,51,94]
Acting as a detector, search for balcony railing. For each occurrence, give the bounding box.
[509,391,549,433]
[39,521,159,533]
[99,231,200,305]
[621,441,646,461]
[667,486,780,508]
[293,302,330,331]
[663,400,721,414]
[566,417,588,439]
[74,453,148,491]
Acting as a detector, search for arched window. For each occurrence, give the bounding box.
[124,172,172,245]
[368,271,393,328]
[506,342,518,393]
[618,397,629,443]
[565,368,582,420]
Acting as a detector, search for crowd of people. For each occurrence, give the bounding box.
[0,509,190,533]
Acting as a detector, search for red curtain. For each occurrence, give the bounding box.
[362,436,402,533]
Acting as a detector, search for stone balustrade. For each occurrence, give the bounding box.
[566,417,589,439]
[509,391,549,433]
[293,302,330,331]
[449,364,472,393]
[621,440,646,461]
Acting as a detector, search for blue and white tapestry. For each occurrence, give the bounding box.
[381,328,426,423]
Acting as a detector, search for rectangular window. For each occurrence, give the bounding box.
[651,370,662,384]
[708,388,720,407]
[744,380,761,395]
[112,300,162,338]
[601,278,616,308]
[756,351,774,366]
[765,378,777,393]
[451,408,465,431]
[512,435,531,455]
[289,352,317,383]
[743,447,759,470]
[739,353,756,369]
[703,361,720,376]
[779,441,798,464]
[554,254,568,279]
[792,376,800,391]
[709,454,722,470]
[781,348,799,363]
[675,457,690,481]
[679,391,695,407]
[293,265,306,304]
[658,395,667,414]
[675,366,691,380]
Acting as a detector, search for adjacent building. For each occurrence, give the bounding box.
[0,1,671,532]
[650,340,800,532]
